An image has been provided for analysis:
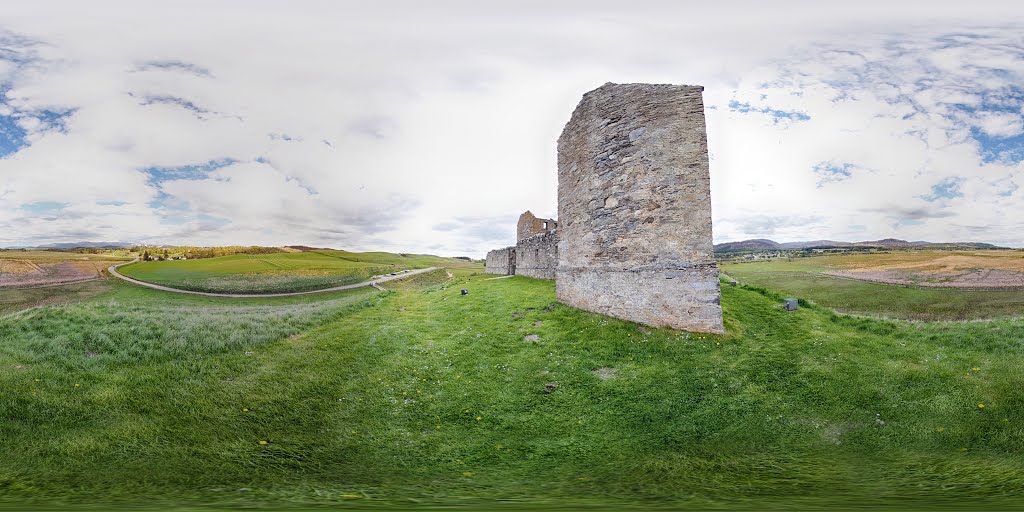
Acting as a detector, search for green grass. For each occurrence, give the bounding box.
[118,250,472,294]
[0,280,114,316]
[723,258,1024,321]
[3,268,1024,509]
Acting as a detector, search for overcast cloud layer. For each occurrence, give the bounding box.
[1,1,1023,255]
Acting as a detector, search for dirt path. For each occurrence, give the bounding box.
[106,261,441,298]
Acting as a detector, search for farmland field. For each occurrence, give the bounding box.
[0,250,132,288]
[723,250,1024,321]
[118,250,475,294]
[4,266,1024,509]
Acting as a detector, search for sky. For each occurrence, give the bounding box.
[1,1,1024,255]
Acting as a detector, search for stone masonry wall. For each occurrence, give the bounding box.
[514,230,558,280]
[556,83,723,334]
[485,247,515,275]
[517,211,557,242]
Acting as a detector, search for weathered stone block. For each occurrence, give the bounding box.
[485,247,515,275]
[556,82,723,334]
[515,230,558,280]
[517,211,557,242]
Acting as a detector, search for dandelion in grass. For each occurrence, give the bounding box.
[978,403,985,409]
[476,416,482,421]
[972,367,980,372]
[258,440,268,445]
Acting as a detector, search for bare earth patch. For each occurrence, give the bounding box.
[825,269,1024,289]
[592,367,618,380]
[0,261,107,288]
[820,250,1024,289]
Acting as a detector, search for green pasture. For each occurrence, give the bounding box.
[3,266,1024,509]
[723,258,1024,321]
[118,250,471,294]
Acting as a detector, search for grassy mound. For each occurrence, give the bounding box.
[2,270,1024,509]
[118,250,472,294]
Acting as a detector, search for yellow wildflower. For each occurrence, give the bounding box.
[476,416,482,421]
[978,403,985,409]
[258,440,268,445]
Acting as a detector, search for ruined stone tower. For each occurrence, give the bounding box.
[556,83,723,334]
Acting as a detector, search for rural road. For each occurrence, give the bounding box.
[106,261,442,298]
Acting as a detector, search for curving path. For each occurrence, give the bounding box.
[106,260,441,298]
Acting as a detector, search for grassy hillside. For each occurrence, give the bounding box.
[118,250,473,294]
[2,270,1024,509]
[724,257,1024,321]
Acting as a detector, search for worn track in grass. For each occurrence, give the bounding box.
[107,260,440,297]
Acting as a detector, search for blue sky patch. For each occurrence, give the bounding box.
[138,95,209,115]
[729,100,810,123]
[0,114,27,156]
[21,201,68,214]
[921,177,965,202]
[143,158,237,186]
[137,60,212,77]
[969,127,1024,165]
[812,161,854,187]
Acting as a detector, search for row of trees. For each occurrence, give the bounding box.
[130,245,285,261]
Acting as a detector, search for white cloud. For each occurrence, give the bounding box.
[1,1,1024,252]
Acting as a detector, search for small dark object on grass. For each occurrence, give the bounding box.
[512,312,525,319]
[461,288,468,295]
[543,382,558,394]
[784,298,799,311]
[730,281,737,287]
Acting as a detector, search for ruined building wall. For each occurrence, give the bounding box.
[556,83,723,334]
[485,247,515,275]
[517,211,557,242]
[514,230,558,280]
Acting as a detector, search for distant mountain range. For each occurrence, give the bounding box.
[714,238,1009,254]
[3,241,135,250]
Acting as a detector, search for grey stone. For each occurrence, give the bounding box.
[555,83,723,334]
[515,230,558,279]
[485,247,515,275]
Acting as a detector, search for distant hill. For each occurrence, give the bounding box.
[30,241,132,249]
[284,245,336,251]
[715,238,1007,254]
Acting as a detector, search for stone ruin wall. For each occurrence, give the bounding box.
[517,211,557,242]
[556,83,723,334]
[514,230,559,279]
[485,247,515,275]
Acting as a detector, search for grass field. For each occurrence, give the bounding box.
[3,266,1024,509]
[723,254,1024,321]
[118,250,475,294]
[0,250,133,288]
